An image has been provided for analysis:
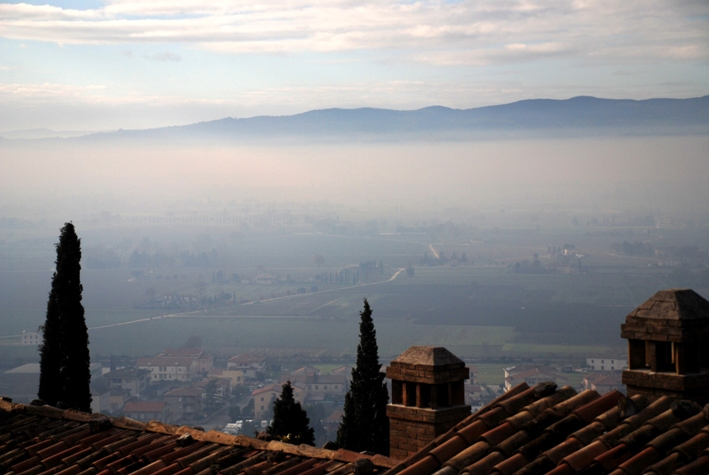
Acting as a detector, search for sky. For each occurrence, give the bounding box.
[0,0,708,131]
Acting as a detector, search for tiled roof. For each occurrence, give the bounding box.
[160,349,206,358]
[252,384,280,396]
[164,388,203,397]
[0,398,396,475]
[384,381,709,475]
[104,368,151,379]
[228,355,267,364]
[137,357,198,367]
[123,401,168,413]
[326,410,344,423]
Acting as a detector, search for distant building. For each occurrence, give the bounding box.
[503,365,567,392]
[163,387,202,423]
[109,388,131,412]
[103,368,150,397]
[137,348,213,382]
[20,331,42,346]
[277,370,347,404]
[252,382,305,420]
[583,372,626,395]
[208,368,244,387]
[90,383,111,414]
[324,409,344,438]
[586,357,627,372]
[193,377,231,401]
[227,354,267,379]
[123,401,170,423]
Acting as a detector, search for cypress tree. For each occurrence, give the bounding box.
[337,299,389,455]
[38,222,92,412]
[267,381,315,445]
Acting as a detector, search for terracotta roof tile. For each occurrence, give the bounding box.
[430,436,468,465]
[674,454,709,475]
[674,431,709,461]
[459,450,504,474]
[616,445,662,474]
[489,452,527,475]
[644,451,686,475]
[562,440,608,472]
[573,390,626,424]
[480,422,516,447]
[0,400,394,475]
[594,443,633,471]
[545,463,577,475]
[477,406,511,428]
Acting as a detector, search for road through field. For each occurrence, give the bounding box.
[86,267,406,331]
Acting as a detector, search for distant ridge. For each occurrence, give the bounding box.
[36,96,709,142]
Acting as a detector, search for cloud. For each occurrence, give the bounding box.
[0,0,705,65]
[146,51,181,61]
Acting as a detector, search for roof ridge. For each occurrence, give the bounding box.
[0,398,397,469]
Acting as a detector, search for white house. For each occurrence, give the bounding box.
[586,357,627,372]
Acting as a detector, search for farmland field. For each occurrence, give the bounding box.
[1,214,707,366]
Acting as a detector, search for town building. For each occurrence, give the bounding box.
[503,365,568,392]
[20,331,42,346]
[108,388,131,412]
[586,356,628,372]
[192,376,231,402]
[251,381,306,420]
[227,354,267,379]
[102,368,150,397]
[137,348,213,382]
[162,387,202,423]
[122,400,170,423]
[208,367,244,387]
[90,384,111,414]
[583,372,626,395]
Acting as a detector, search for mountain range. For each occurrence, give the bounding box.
[4,96,708,142]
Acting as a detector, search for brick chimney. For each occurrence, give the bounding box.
[386,346,470,460]
[622,288,709,404]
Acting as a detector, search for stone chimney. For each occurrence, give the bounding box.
[622,288,709,404]
[386,346,470,460]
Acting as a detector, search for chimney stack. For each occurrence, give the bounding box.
[386,346,470,460]
[622,289,709,404]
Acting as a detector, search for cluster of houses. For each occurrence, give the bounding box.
[251,365,350,419]
[96,350,353,432]
[498,355,627,401]
[94,348,253,424]
[2,338,627,433]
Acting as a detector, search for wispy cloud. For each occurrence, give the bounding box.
[146,51,181,61]
[0,1,706,65]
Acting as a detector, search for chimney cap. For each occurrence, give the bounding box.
[390,346,464,367]
[626,289,709,322]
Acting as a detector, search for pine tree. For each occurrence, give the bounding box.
[267,381,315,445]
[38,223,92,412]
[337,299,389,455]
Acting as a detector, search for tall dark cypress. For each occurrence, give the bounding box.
[38,223,92,412]
[267,381,315,445]
[337,299,389,455]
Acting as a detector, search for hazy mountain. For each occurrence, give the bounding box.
[0,129,100,140]
[44,96,709,142]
